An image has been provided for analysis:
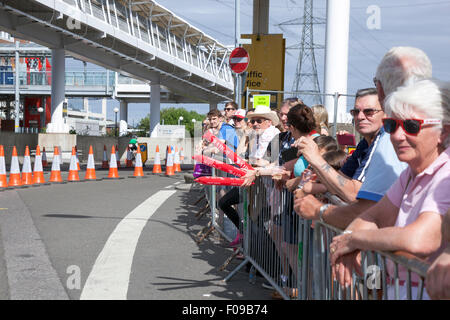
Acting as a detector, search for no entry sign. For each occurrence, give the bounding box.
[229,47,249,74]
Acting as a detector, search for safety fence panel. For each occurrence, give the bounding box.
[197,174,430,300]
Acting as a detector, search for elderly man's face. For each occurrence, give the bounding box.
[351,94,384,140]
[389,110,442,171]
[250,117,271,132]
[279,105,291,131]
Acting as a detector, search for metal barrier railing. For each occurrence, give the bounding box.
[221,176,430,300]
[194,169,431,300]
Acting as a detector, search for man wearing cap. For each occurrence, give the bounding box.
[247,105,281,166]
[233,109,247,137]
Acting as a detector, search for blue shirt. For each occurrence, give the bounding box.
[340,131,381,181]
[218,123,239,152]
[356,127,408,202]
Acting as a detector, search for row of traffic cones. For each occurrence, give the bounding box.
[0,144,183,189]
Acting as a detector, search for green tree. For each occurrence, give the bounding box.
[137,107,205,137]
[137,115,150,137]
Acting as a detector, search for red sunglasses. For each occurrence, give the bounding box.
[382,118,441,136]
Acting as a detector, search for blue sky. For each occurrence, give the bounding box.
[68,0,450,124]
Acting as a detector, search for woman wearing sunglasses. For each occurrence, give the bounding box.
[329,79,450,299]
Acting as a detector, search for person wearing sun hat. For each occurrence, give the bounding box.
[246,105,280,165]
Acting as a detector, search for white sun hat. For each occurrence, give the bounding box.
[247,105,279,126]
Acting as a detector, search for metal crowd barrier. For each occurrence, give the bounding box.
[196,167,236,244]
[220,176,430,300]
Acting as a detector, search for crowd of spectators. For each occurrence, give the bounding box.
[196,46,450,300]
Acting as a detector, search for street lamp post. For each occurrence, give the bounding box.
[38,107,44,133]
[178,116,184,126]
[113,107,119,137]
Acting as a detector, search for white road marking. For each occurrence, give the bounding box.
[174,181,182,185]
[80,190,177,300]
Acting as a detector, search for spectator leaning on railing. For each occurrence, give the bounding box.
[293,88,384,225]
[295,47,432,231]
[329,79,450,300]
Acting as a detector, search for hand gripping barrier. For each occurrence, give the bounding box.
[216,177,430,300]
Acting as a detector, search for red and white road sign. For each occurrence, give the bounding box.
[229,47,249,74]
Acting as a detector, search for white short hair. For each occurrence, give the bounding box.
[385,79,450,146]
[376,47,432,96]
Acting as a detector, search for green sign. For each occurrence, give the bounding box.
[252,94,271,108]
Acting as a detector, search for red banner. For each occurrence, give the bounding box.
[195,176,252,186]
[202,130,254,170]
[192,155,246,177]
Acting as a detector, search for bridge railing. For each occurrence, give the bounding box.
[61,0,232,84]
[0,71,115,87]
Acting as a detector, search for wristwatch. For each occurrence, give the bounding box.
[318,204,331,223]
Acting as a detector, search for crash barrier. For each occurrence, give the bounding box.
[204,176,431,300]
[196,167,237,244]
[312,193,430,300]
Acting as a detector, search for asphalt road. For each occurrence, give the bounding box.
[0,168,271,300]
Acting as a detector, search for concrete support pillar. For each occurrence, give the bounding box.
[209,102,218,111]
[101,98,107,134]
[47,48,69,133]
[323,0,350,124]
[149,77,160,137]
[119,100,128,136]
[84,97,89,120]
[14,41,20,132]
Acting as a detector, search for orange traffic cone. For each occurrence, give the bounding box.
[33,145,46,184]
[0,145,7,188]
[102,145,109,169]
[165,146,175,176]
[133,152,144,177]
[8,146,23,187]
[42,146,48,167]
[85,145,97,180]
[152,145,162,173]
[107,145,119,179]
[116,145,121,168]
[49,146,63,183]
[126,146,133,167]
[174,146,181,172]
[22,146,33,186]
[68,147,80,182]
[75,145,81,170]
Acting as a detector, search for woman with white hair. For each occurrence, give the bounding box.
[329,79,450,299]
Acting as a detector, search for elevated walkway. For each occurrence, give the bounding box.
[0,0,234,104]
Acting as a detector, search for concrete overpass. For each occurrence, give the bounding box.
[0,0,234,133]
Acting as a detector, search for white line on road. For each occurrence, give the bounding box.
[80,190,177,300]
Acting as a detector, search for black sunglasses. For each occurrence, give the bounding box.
[232,117,244,122]
[250,119,264,124]
[225,108,236,112]
[350,108,382,117]
[382,118,441,136]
